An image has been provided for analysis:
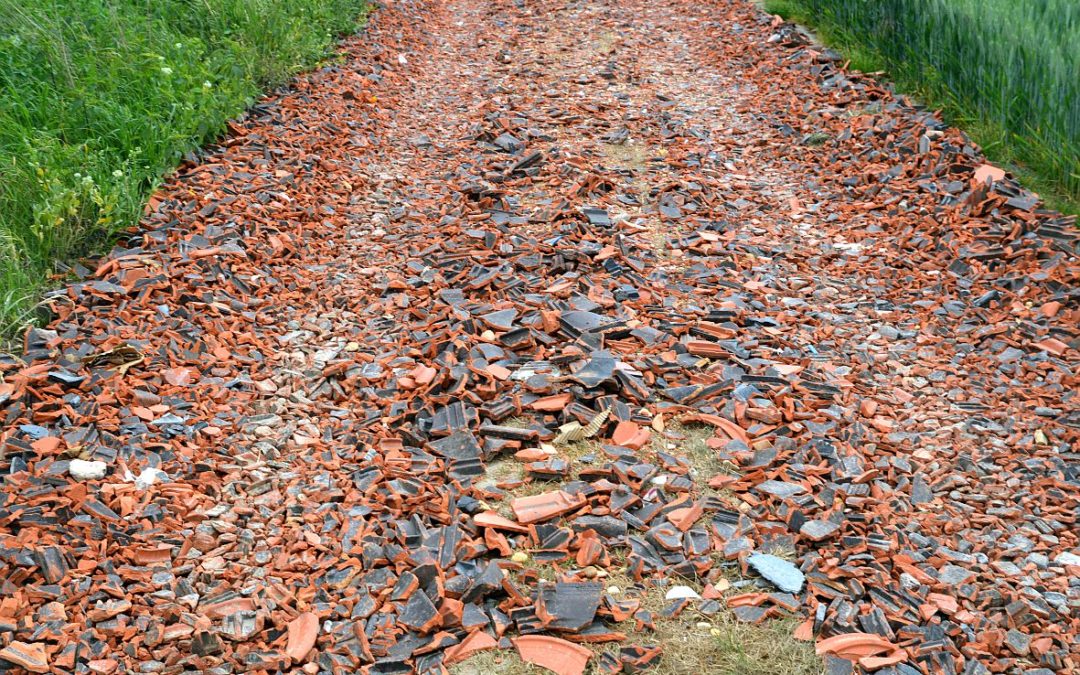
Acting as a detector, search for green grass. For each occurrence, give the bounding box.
[765,0,1080,215]
[0,0,370,337]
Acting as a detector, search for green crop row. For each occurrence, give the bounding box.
[0,0,369,337]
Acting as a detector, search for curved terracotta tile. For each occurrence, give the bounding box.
[513,635,592,675]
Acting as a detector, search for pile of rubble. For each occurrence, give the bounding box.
[0,0,1075,673]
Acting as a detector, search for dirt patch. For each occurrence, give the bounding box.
[600,141,652,172]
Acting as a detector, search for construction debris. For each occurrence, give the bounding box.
[0,0,1075,674]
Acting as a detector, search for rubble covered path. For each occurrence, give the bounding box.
[0,0,1076,674]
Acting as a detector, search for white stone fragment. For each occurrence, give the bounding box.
[133,468,169,490]
[68,459,107,480]
[665,585,701,600]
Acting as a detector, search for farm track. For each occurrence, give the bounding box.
[0,0,1076,674]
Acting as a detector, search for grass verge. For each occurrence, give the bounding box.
[0,0,371,338]
[763,0,1080,215]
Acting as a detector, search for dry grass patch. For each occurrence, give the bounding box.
[595,30,620,55]
[481,457,526,485]
[647,217,671,260]
[501,417,534,429]
[450,619,821,675]
[600,142,651,171]
[552,438,606,464]
[593,568,820,675]
[511,560,561,584]
[621,614,821,675]
[448,650,545,675]
[653,422,740,488]
[461,421,820,675]
[760,541,799,561]
[638,210,691,274]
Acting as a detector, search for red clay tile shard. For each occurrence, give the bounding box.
[0,641,49,673]
[816,633,899,659]
[859,650,908,670]
[530,393,572,411]
[685,340,727,358]
[162,367,196,386]
[414,365,438,385]
[611,420,650,450]
[680,412,750,444]
[443,631,499,666]
[665,502,703,532]
[973,163,1006,184]
[511,490,585,524]
[400,590,440,633]
[513,635,592,675]
[286,611,319,663]
[576,537,605,566]
[1032,337,1069,356]
[30,436,61,454]
[474,510,530,533]
[793,619,815,641]
[87,599,131,621]
[535,582,603,632]
[87,658,119,674]
[202,597,256,619]
[131,545,173,565]
[486,364,512,381]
